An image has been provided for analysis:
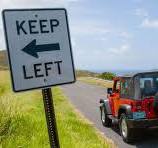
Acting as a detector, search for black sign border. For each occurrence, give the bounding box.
[2,8,76,92]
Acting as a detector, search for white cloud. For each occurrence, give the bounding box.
[75,43,133,70]
[107,44,130,55]
[119,31,132,39]
[134,8,148,17]
[141,18,158,28]
[71,25,111,35]
[100,37,107,41]
[71,18,111,36]
[134,8,158,29]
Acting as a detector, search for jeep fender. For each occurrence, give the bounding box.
[100,99,112,115]
[118,105,132,119]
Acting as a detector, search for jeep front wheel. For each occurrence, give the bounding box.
[100,106,112,127]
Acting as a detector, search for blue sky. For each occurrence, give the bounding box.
[0,0,158,71]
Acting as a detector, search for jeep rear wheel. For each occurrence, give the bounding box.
[100,106,112,127]
[119,113,135,143]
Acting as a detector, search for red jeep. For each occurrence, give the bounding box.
[100,71,158,142]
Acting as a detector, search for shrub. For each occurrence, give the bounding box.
[98,72,116,80]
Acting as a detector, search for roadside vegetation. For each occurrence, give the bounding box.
[0,71,115,148]
[76,70,116,80]
[0,50,8,70]
[76,70,99,77]
[77,70,115,88]
[98,72,116,80]
[78,77,113,88]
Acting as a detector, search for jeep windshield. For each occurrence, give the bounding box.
[139,72,158,97]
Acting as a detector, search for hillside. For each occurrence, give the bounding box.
[0,50,8,70]
[76,70,99,77]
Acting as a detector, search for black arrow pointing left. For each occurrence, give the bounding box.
[22,39,60,58]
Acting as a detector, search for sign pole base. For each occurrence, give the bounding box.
[42,88,60,148]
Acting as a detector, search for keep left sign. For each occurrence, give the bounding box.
[2,9,76,92]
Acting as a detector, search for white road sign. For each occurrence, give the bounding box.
[2,9,76,92]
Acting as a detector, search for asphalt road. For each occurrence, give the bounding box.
[61,81,158,148]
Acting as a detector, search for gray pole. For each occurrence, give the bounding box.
[42,88,60,148]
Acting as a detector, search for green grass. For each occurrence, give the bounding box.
[0,71,115,148]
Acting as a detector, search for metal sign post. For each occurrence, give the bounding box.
[42,88,60,148]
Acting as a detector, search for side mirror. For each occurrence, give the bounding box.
[107,88,113,95]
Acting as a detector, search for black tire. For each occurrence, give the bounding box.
[119,113,135,143]
[100,105,112,127]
